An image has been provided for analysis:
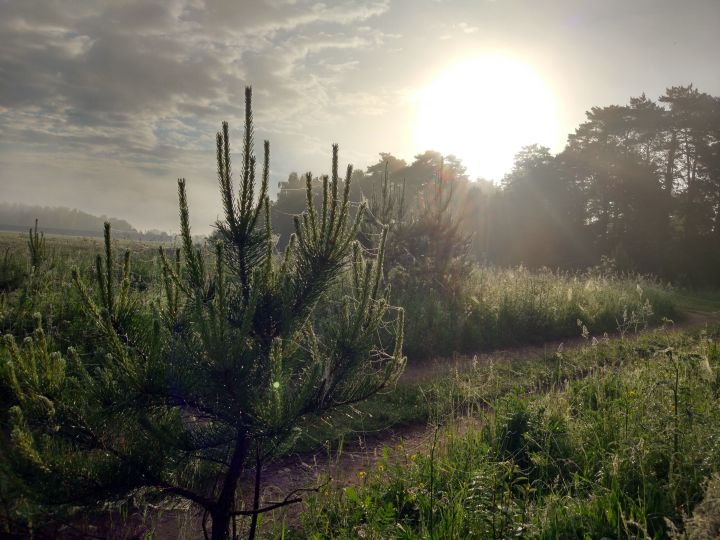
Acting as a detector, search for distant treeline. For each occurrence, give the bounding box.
[271,84,720,285]
[0,203,172,241]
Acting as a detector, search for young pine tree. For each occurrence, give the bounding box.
[27,218,46,272]
[0,87,405,540]
[358,160,407,273]
[365,156,472,293]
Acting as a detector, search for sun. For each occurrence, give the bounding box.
[415,55,559,181]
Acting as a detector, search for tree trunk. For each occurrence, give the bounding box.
[211,432,248,540]
[247,446,263,540]
[664,130,677,194]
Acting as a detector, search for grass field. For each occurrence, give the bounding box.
[2,230,719,538]
[0,230,679,355]
[0,230,701,449]
[292,325,720,539]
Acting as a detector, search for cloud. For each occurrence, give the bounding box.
[183,0,390,37]
[456,22,478,33]
[0,0,395,230]
[3,0,718,232]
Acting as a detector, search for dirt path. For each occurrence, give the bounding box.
[63,309,720,538]
[235,309,720,534]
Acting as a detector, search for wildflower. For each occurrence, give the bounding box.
[357,470,366,479]
[272,381,280,389]
[410,454,417,462]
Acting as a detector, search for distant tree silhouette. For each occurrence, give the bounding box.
[272,84,720,284]
[497,145,585,268]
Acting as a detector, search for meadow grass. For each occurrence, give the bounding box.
[1,232,678,356]
[292,326,720,539]
[0,231,162,341]
[1,231,718,538]
[0,231,688,452]
[397,265,678,360]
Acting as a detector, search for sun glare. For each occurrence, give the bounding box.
[415,55,559,181]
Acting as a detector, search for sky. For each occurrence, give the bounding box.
[1,0,719,233]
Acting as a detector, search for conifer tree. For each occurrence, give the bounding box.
[27,219,46,272]
[364,158,471,359]
[372,157,471,293]
[0,87,405,540]
[408,158,472,291]
[359,160,407,272]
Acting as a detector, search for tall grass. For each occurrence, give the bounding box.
[0,232,714,538]
[295,327,720,539]
[2,233,677,361]
[0,232,683,453]
[397,265,677,360]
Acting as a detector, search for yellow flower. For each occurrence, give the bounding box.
[410,454,417,462]
[357,470,366,479]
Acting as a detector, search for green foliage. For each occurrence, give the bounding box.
[0,229,159,352]
[359,156,476,361]
[27,219,46,272]
[0,87,405,540]
[401,265,677,360]
[0,248,24,292]
[298,327,720,539]
[366,155,471,289]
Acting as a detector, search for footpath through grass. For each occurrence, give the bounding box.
[294,293,713,456]
[286,324,720,539]
[2,231,719,538]
[0,231,702,469]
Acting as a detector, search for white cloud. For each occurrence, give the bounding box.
[0,0,397,230]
